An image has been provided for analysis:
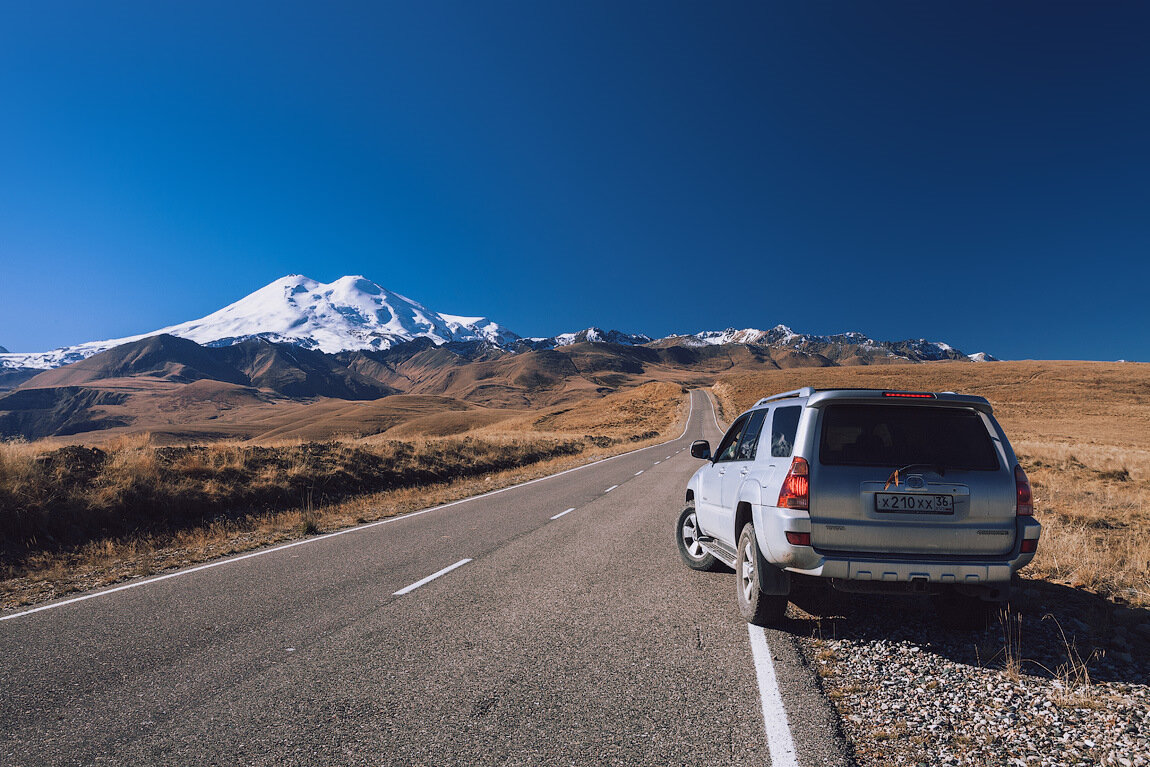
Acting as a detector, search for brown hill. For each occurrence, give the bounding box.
[23,334,250,387]
[0,386,132,439]
[0,368,39,393]
[1,333,992,442]
[20,335,395,401]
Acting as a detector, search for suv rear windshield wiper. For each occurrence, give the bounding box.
[884,463,947,489]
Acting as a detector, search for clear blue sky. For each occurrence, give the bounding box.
[2,2,1147,361]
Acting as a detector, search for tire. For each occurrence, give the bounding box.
[676,506,721,571]
[735,523,788,626]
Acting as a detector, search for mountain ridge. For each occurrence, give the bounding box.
[0,274,993,372]
[0,329,993,440]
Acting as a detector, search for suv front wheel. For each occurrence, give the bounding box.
[676,506,721,571]
[736,523,788,626]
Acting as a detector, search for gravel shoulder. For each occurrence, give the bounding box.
[787,576,1150,767]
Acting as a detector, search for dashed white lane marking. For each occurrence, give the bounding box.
[2,391,710,624]
[550,508,576,520]
[604,485,618,493]
[634,470,644,476]
[748,624,799,767]
[393,559,472,596]
[654,461,661,465]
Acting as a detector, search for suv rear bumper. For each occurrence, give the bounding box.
[756,506,1041,584]
[791,556,1017,583]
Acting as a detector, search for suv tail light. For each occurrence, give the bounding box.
[1015,464,1033,516]
[778,457,810,510]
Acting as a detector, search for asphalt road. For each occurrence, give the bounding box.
[1,390,851,766]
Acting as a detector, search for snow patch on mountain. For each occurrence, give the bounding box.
[659,327,981,362]
[0,275,519,370]
[0,274,999,372]
[516,328,652,351]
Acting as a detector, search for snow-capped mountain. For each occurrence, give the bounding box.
[0,275,519,370]
[0,275,997,373]
[516,327,653,351]
[657,325,979,363]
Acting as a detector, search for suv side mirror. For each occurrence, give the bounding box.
[690,440,712,460]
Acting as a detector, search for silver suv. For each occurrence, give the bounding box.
[677,388,1041,627]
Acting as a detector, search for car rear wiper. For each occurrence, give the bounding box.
[884,463,947,489]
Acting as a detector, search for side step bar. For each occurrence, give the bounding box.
[699,534,791,595]
[698,536,737,569]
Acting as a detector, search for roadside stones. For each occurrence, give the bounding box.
[796,597,1149,767]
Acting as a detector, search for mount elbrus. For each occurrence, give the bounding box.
[0,274,991,372]
[0,275,994,440]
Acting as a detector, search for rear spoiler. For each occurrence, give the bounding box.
[804,389,994,414]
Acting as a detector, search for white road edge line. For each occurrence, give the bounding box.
[1,391,710,624]
[748,624,800,767]
[550,508,576,520]
[393,559,472,596]
[604,485,618,493]
[710,390,724,432]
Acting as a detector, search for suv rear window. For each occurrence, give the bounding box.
[819,404,999,471]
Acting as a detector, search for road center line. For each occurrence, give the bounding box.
[393,559,472,596]
[604,485,618,493]
[748,625,799,767]
[550,508,576,520]
[634,470,644,476]
[1,391,708,624]
[654,460,661,465]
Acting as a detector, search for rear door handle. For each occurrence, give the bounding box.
[740,468,749,475]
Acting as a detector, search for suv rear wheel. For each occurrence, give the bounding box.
[676,506,720,571]
[736,523,788,626]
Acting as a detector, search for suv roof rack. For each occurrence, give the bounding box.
[754,387,814,407]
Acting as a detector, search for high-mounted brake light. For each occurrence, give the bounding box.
[1015,464,1033,516]
[778,456,810,510]
[883,392,936,399]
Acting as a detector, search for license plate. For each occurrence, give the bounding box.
[875,493,954,514]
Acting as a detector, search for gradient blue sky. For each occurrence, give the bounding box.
[2,2,1148,361]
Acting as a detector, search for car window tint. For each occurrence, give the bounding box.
[714,415,749,463]
[734,409,768,461]
[819,404,999,470]
[771,406,801,457]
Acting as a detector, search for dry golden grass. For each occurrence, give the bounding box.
[1,382,688,608]
[711,360,1150,607]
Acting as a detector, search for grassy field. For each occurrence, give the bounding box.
[1,381,687,608]
[7,359,1148,612]
[711,360,1150,607]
